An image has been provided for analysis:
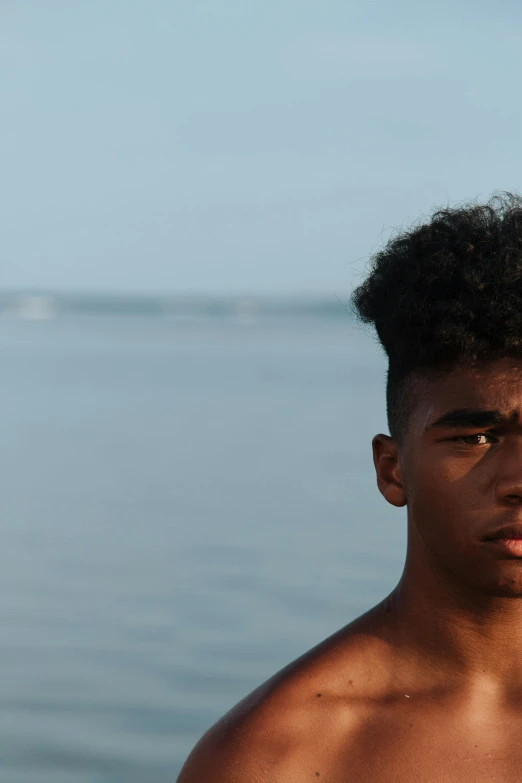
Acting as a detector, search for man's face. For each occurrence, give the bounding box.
[398,358,522,597]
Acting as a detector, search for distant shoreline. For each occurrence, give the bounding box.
[0,292,352,320]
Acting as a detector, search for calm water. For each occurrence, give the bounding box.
[0,314,407,781]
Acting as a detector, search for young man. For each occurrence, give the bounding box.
[178,193,522,782]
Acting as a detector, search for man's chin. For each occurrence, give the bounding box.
[481,576,522,598]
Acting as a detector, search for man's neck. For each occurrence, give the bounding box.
[382,543,522,691]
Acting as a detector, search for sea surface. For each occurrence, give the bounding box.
[0,310,407,781]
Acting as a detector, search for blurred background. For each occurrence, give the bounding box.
[1,1,521,780]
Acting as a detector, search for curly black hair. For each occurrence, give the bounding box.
[351,192,522,439]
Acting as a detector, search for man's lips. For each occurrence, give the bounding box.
[483,524,522,541]
[482,525,522,557]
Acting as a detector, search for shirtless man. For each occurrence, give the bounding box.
[177,193,522,782]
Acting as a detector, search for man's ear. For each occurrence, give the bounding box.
[372,434,407,508]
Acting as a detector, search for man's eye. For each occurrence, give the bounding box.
[455,433,494,445]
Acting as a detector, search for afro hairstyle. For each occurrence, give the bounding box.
[351,192,522,439]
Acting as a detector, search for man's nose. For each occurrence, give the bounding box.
[494,439,522,505]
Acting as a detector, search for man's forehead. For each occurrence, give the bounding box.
[412,360,522,431]
[438,361,522,401]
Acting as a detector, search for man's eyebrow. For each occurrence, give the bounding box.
[428,408,507,429]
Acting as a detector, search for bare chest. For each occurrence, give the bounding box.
[295,701,522,783]
[336,710,522,783]
[340,722,522,783]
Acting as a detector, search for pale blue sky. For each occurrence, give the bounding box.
[2,0,522,295]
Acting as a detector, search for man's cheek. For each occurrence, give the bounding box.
[405,466,458,509]
[408,487,465,545]
[414,457,475,507]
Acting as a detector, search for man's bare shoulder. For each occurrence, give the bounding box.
[176,603,393,782]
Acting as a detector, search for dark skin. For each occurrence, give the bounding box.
[177,357,522,782]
